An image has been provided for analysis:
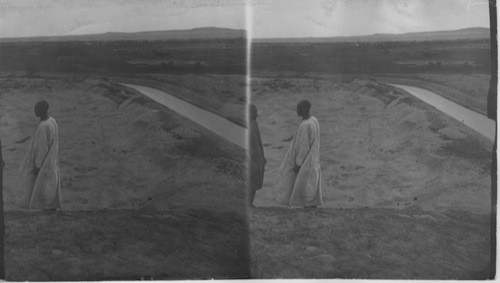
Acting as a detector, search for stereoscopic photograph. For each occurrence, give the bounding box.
[0,0,496,280]
[0,0,249,280]
[248,0,495,279]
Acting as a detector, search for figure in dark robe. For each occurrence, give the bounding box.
[248,104,266,208]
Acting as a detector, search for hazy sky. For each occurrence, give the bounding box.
[251,0,491,38]
[0,0,246,38]
[0,0,491,38]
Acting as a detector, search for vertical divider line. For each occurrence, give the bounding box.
[246,0,253,148]
[245,0,253,189]
[244,3,254,276]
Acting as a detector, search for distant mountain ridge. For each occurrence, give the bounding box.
[0,27,246,42]
[0,27,489,43]
[253,27,490,43]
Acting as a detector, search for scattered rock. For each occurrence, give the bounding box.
[438,126,467,139]
[52,257,84,280]
[305,254,335,274]
[51,249,65,256]
[88,243,102,254]
[16,266,50,281]
[306,246,318,252]
[396,213,412,219]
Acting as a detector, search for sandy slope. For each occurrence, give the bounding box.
[0,76,249,280]
[249,75,492,279]
[374,74,490,116]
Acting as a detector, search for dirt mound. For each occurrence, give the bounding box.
[252,76,491,214]
[1,78,246,211]
[250,75,492,279]
[1,76,250,280]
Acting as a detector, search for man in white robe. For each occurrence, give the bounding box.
[274,100,322,208]
[16,100,62,211]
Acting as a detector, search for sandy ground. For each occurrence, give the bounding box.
[249,75,492,279]
[0,76,249,280]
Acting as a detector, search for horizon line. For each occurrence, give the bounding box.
[0,26,247,40]
[252,26,490,40]
[0,26,489,41]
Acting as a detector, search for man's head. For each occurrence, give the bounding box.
[34,100,49,119]
[296,100,311,118]
[250,104,258,121]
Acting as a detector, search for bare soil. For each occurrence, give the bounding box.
[0,76,249,280]
[249,75,492,279]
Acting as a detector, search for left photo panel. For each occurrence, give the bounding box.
[0,0,250,280]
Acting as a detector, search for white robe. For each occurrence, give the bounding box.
[274,116,322,207]
[16,117,62,210]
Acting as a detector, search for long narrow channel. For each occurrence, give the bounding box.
[122,84,247,149]
[388,84,495,142]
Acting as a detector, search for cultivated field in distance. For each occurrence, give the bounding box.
[251,27,490,114]
[0,37,245,76]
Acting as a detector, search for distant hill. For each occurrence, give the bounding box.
[0,27,246,42]
[253,27,490,43]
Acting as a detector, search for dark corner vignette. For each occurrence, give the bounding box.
[488,0,498,279]
[1,138,4,279]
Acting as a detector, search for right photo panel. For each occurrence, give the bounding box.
[247,0,495,279]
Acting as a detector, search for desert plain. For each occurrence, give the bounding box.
[249,73,492,279]
[0,73,249,280]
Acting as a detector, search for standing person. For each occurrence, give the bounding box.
[274,100,322,208]
[248,104,266,208]
[16,100,61,211]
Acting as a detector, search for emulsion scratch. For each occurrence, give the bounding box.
[306,16,329,31]
[320,0,338,16]
[467,0,489,14]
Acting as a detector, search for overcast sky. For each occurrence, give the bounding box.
[251,0,491,38]
[0,0,491,39]
[0,0,246,38]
